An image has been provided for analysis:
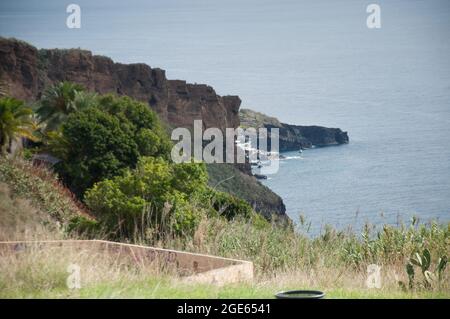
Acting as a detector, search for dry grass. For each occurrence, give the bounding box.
[0,242,181,298]
[0,158,93,225]
[0,183,63,241]
[2,215,445,298]
[0,163,448,298]
[0,183,178,298]
[1,245,446,298]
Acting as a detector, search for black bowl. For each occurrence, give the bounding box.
[275,290,325,299]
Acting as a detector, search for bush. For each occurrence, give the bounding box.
[97,95,172,158]
[201,188,253,220]
[54,107,139,197]
[66,215,100,236]
[84,157,208,237]
[48,95,172,197]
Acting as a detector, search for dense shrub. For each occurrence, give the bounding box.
[96,95,172,159]
[53,107,139,196]
[84,157,208,237]
[49,95,172,197]
[201,188,253,220]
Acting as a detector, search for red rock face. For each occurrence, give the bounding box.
[0,38,241,132]
[0,39,40,100]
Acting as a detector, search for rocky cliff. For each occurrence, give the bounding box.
[0,38,287,219]
[240,109,349,152]
[0,38,240,132]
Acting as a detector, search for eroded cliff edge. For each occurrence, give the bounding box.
[0,38,240,132]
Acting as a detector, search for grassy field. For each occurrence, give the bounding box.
[2,258,448,299]
[3,281,448,299]
[1,207,448,298]
[0,159,449,299]
[0,242,447,299]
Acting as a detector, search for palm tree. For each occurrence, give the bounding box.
[0,97,38,156]
[36,82,96,131]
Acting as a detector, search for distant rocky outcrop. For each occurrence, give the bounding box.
[240,109,349,152]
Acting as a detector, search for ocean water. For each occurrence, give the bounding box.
[1,0,450,234]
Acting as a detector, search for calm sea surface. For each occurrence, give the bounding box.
[1,0,449,234]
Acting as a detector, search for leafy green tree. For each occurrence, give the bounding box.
[85,157,207,237]
[48,95,172,197]
[0,97,38,156]
[36,82,96,131]
[52,107,139,197]
[97,95,172,159]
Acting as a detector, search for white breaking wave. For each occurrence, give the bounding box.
[282,156,304,160]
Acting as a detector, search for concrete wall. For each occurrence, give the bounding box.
[0,240,254,286]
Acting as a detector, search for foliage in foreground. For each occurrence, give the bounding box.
[48,94,172,197]
[0,176,448,298]
[85,156,254,237]
[163,216,449,279]
[3,156,447,279]
[400,249,447,291]
[0,209,448,298]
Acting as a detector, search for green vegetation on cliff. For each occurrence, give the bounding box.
[207,163,286,220]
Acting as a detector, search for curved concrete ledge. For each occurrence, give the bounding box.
[0,240,254,286]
